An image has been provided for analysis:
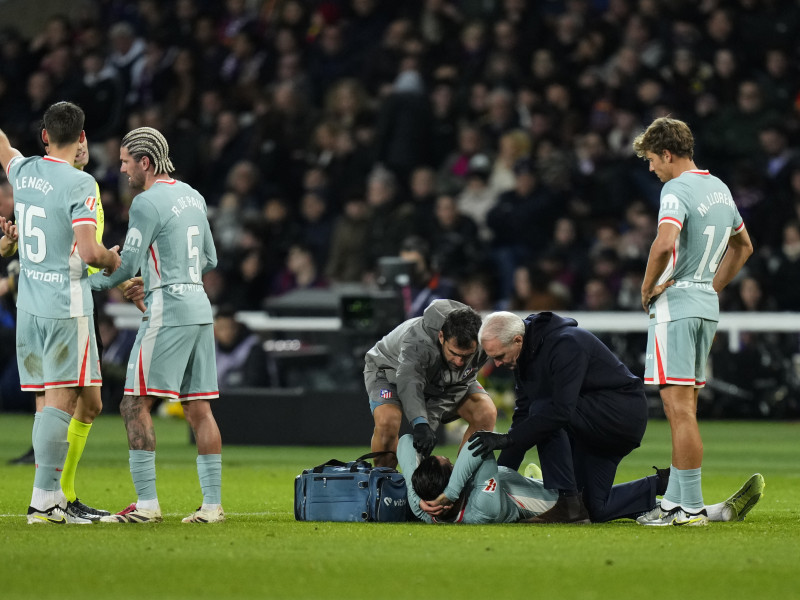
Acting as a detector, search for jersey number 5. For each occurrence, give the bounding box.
[15,203,46,263]
[187,225,201,283]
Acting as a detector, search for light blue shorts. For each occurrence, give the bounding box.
[644,317,717,388]
[16,310,101,391]
[125,322,218,402]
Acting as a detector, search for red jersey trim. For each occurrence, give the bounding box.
[659,216,683,229]
[149,246,161,277]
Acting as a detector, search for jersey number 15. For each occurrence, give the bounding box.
[15,203,46,263]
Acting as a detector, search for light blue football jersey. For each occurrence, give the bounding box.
[397,435,556,524]
[651,170,745,323]
[90,178,217,326]
[7,155,98,318]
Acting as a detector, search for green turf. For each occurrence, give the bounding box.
[1,414,798,600]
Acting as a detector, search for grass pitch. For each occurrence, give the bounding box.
[0,414,798,600]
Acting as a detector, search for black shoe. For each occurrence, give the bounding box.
[653,465,670,496]
[8,446,35,465]
[66,498,111,521]
[521,494,591,524]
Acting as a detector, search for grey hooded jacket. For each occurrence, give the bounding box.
[364,299,488,425]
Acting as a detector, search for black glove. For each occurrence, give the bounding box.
[412,423,437,457]
[467,431,512,459]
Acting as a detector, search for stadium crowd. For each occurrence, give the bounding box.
[1,0,799,315]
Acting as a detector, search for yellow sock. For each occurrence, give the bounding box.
[62,419,92,503]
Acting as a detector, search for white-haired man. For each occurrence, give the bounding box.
[469,311,663,524]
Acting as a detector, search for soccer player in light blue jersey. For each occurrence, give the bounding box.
[634,117,753,526]
[90,127,223,524]
[0,101,122,524]
[397,433,557,524]
[0,135,144,522]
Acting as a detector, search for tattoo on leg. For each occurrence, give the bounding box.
[120,396,156,451]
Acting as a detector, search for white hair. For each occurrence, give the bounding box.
[479,311,525,346]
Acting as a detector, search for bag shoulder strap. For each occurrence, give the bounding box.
[311,451,397,473]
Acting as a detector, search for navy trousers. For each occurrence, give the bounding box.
[534,430,657,522]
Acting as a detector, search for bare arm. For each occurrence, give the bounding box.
[641,222,679,311]
[74,224,121,273]
[0,128,22,174]
[713,226,754,293]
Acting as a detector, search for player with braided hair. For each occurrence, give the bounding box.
[90,126,223,524]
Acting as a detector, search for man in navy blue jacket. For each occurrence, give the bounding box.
[469,311,665,523]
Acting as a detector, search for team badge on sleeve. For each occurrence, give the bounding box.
[379,389,393,399]
[85,196,97,212]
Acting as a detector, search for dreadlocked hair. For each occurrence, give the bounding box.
[121,127,175,174]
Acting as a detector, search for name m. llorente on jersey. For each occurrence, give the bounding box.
[88,179,217,327]
[650,169,744,326]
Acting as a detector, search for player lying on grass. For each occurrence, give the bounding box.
[397,434,764,524]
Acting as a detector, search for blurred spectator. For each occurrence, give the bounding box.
[427,194,485,281]
[507,264,568,312]
[439,122,485,193]
[408,166,438,224]
[581,277,618,311]
[457,153,496,242]
[457,271,496,312]
[18,71,54,156]
[214,307,271,389]
[259,197,301,282]
[488,128,530,196]
[374,69,433,185]
[724,275,776,312]
[757,47,798,113]
[222,159,265,211]
[204,108,252,199]
[108,21,147,105]
[325,194,370,283]
[706,48,742,109]
[397,235,456,318]
[363,167,415,273]
[78,51,125,142]
[323,78,373,133]
[229,248,272,310]
[770,221,800,311]
[487,158,557,300]
[308,23,358,103]
[428,78,459,169]
[480,87,519,148]
[271,243,328,297]
[705,80,781,171]
[299,190,333,269]
[658,46,713,117]
[28,14,72,65]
